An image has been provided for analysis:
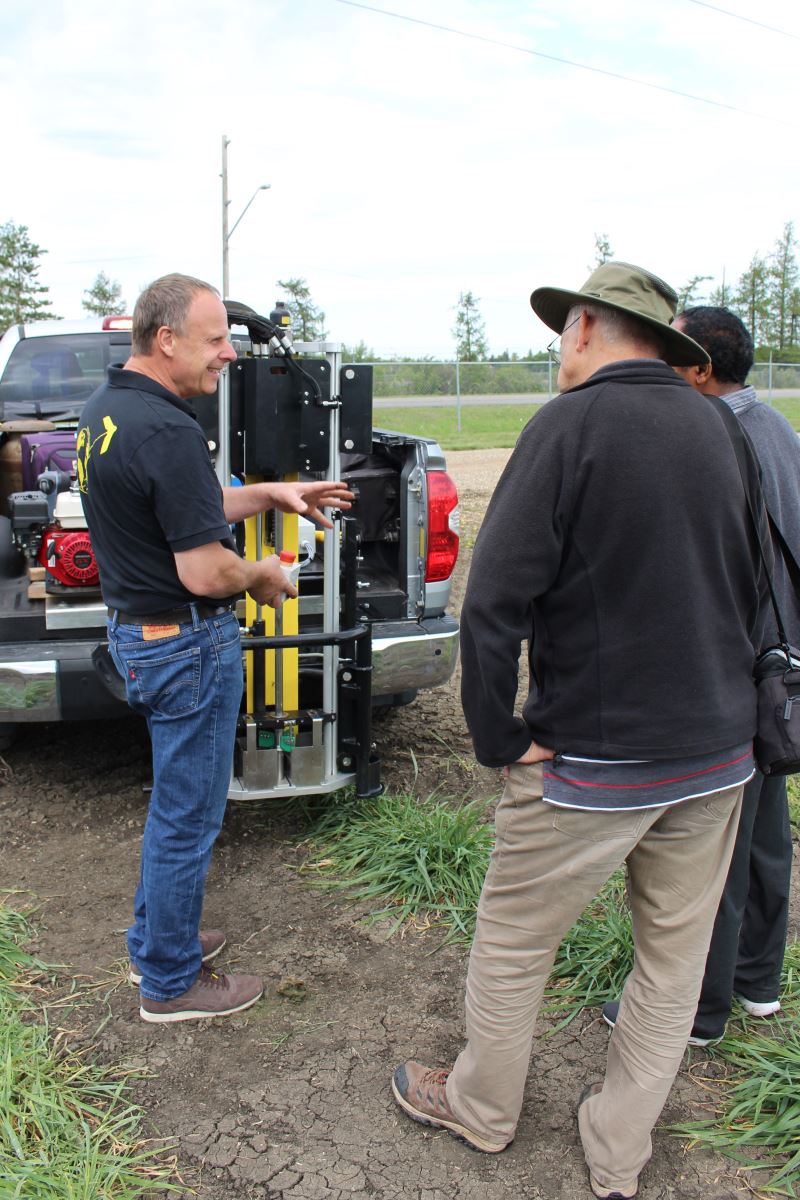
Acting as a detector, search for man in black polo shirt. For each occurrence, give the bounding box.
[78,273,353,1023]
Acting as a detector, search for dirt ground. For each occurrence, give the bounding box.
[2,447,797,1200]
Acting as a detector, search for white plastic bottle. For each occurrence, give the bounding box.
[278,550,301,588]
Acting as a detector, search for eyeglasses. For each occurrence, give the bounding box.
[546,314,581,364]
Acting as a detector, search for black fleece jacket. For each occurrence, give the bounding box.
[460,359,767,768]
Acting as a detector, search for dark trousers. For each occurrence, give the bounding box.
[693,771,793,1040]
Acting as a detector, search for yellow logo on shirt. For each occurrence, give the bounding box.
[76,415,118,494]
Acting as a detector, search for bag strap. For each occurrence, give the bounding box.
[768,514,800,598]
[703,392,792,652]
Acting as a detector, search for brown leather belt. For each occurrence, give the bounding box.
[108,603,234,626]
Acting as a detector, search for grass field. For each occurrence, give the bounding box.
[375,403,544,450]
[375,396,800,452]
[773,397,800,430]
[0,895,176,1199]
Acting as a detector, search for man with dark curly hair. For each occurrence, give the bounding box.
[603,306,800,1046]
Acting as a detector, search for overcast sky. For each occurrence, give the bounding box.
[2,0,798,357]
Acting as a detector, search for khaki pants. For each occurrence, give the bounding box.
[446,762,743,1195]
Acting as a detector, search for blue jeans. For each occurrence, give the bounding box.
[107,606,243,1000]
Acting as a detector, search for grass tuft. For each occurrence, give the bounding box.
[787,775,800,833]
[543,869,633,1030]
[300,789,635,1010]
[0,892,179,1198]
[671,940,800,1196]
[301,790,494,938]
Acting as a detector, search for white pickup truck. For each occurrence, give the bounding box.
[0,315,460,791]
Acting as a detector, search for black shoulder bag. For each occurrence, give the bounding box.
[706,393,800,776]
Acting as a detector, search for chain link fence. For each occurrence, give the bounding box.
[749,361,800,393]
[369,359,800,409]
[371,361,555,403]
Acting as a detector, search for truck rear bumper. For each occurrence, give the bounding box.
[0,613,460,723]
[0,641,127,722]
[371,614,459,697]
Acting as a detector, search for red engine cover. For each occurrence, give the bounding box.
[39,528,100,587]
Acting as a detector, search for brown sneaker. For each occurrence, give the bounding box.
[129,929,226,985]
[139,966,263,1023]
[391,1060,510,1153]
[578,1082,638,1199]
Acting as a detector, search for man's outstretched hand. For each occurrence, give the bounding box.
[268,480,355,529]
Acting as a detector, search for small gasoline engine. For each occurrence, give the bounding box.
[7,472,100,595]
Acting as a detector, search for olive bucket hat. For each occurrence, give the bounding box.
[530,260,709,367]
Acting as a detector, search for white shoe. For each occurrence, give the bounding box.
[734,993,781,1018]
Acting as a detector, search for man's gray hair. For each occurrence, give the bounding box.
[132,273,220,356]
[565,302,666,359]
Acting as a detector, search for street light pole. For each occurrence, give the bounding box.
[221,134,270,299]
[222,135,230,299]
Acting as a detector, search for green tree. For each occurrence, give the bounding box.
[82,271,126,317]
[0,220,57,329]
[731,253,771,347]
[342,340,376,362]
[767,221,799,349]
[677,275,712,310]
[591,232,614,269]
[453,291,488,361]
[275,277,326,341]
[790,287,800,347]
[708,270,731,307]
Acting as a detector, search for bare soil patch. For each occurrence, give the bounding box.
[1,447,796,1199]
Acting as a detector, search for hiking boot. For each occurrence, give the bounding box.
[139,966,263,1023]
[391,1060,510,1154]
[578,1082,638,1199]
[734,993,781,1018]
[129,929,226,985]
[601,1001,620,1031]
[590,1173,637,1199]
[601,1000,722,1047]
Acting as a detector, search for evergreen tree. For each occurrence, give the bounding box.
[791,287,800,348]
[767,221,799,349]
[342,340,376,362]
[275,277,326,341]
[677,275,712,310]
[0,221,57,329]
[591,233,614,269]
[82,271,126,317]
[731,254,771,347]
[453,291,488,361]
[708,270,731,307]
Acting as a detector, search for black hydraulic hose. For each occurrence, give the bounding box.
[224,299,322,402]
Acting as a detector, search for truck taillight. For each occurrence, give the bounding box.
[425,471,460,582]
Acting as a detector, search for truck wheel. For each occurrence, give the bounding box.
[0,722,18,752]
[372,690,418,718]
[0,516,24,579]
